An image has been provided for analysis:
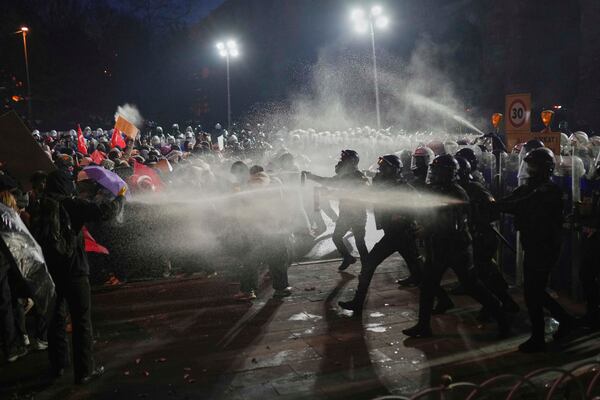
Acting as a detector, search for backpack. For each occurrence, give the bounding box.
[29,196,76,260]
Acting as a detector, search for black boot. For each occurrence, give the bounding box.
[402,323,433,338]
[338,256,357,271]
[75,365,105,385]
[396,276,420,287]
[338,300,363,315]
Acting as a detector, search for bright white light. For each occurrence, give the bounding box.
[219,49,228,57]
[350,8,365,21]
[371,5,383,16]
[216,42,225,50]
[354,21,369,34]
[375,16,389,29]
[230,48,239,57]
[226,40,237,50]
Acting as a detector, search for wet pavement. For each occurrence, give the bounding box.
[1,255,599,400]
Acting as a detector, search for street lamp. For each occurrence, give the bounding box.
[216,39,240,131]
[350,5,390,130]
[16,26,32,123]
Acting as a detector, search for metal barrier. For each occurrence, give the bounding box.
[372,361,600,400]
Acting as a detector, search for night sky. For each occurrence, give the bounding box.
[107,0,226,23]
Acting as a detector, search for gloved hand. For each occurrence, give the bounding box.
[117,185,128,197]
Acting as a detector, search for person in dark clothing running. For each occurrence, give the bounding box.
[497,148,577,353]
[339,154,422,313]
[303,150,369,271]
[455,156,520,316]
[29,169,125,384]
[403,154,510,339]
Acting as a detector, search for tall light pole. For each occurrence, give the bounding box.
[216,39,239,131]
[17,26,32,123]
[350,6,389,130]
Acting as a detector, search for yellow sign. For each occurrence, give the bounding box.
[114,115,139,140]
[505,93,531,133]
[505,130,561,155]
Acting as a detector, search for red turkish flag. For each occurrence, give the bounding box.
[110,128,126,149]
[130,160,163,192]
[83,226,109,254]
[76,124,88,155]
[90,150,106,165]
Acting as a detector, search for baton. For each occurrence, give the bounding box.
[491,226,516,253]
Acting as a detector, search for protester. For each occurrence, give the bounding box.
[28,169,126,383]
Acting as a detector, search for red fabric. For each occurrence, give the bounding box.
[83,226,109,255]
[90,150,106,165]
[76,124,88,155]
[111,128,126,149]
[131,160,163,191]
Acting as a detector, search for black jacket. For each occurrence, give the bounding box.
[459,180,499,235]
[372,175,418,233]
[427,182,472,246]
[497,180,563,250]
[31,195,123,278]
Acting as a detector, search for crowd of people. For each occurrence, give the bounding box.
[1,119,600,386]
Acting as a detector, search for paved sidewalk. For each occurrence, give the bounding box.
[1,255,598,400]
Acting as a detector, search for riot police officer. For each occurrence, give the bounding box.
[456,157,519,316]
[406,146,450,295]
[304,150,369,271]
[339,155,422,313]
[456,147,485,184]
[403,155,509,338]
[497,148,576,352]
[410,146,435,190]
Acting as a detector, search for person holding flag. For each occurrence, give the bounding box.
[76,125,88,155]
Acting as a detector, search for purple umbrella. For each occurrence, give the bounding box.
[82,166,129,198]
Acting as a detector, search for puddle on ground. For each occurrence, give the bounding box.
[332,308,354,317]
[369,312,385,318]
[288,312,323,321]
[365,323,387,333]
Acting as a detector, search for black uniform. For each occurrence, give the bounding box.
[459,180,518,312]
[340,173,422,310]
[403,155,508,338]
[409,173,452,308]
[307,166,369,267]
[497,148,575,352]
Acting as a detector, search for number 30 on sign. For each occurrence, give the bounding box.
[505,93,531,133]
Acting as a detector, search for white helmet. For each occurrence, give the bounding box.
[227,134,238,144]
[570,131,590,146]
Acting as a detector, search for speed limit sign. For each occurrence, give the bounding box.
[505,93,531,132]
